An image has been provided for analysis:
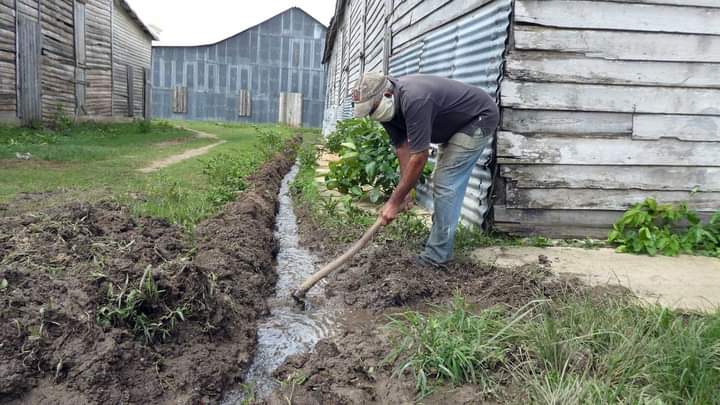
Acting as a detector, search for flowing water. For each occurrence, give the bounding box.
[224,164,338,402]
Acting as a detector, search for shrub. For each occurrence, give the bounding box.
[324,118,431,203]
[608,198,719,256]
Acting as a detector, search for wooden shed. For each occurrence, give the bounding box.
[0,0,157,125]
[322,0,720,238]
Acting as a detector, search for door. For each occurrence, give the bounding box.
[74,0,87,115]
[278,92,302,127]
[17,14,42,124]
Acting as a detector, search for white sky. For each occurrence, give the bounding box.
[125,0,336,46]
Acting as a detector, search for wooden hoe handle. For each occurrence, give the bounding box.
[293,217,384,299]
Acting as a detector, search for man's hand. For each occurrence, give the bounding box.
[380,200,403,225]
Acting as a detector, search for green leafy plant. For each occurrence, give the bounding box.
[608,198,720,257]
[324,118,432,203]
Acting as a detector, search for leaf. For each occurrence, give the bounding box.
[0,279,7,290]
[350,186,363,197]
[608,230,621,242]
[342,151,359,159]
[341,142,357,150]
[365,161,378,179]
[645,198,657,211]
[369,188,383,203]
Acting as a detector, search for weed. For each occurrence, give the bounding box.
[96,266,188,343]
[385,292,720,403]
[50,105,73,133]
[202,152,262,206]
[137,119,153,134]
[239,383,256,405]
[253,125,283,158]
[385,294,523,397]
[525,235,554,248]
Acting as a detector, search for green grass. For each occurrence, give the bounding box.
[386,294,720,403]
[1,120,315,231]
[0,121,209,203]
[130,121,303,230]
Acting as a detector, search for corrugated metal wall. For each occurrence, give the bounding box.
[389,0,512,227]
[151,8,326,128]
[323,0,512,228]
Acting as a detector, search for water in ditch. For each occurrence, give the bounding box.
[224,164,337,403]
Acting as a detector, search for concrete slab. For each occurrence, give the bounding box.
[471,246,720,312]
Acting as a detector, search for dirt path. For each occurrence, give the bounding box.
[137,128,225,173]
[471,246,720,312]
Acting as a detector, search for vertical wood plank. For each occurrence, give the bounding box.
[74,0,87,115]
[126,64,134,117]
[17,14,42,125]
[143,67,151,119]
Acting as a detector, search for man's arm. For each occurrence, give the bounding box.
[380,147,428,225]
[396,141,410,178]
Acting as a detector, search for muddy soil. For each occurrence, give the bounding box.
[0,139,299,404]
[263,200,581,404]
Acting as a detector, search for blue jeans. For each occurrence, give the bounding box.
[420,127,494,264]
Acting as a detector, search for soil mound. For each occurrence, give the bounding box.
[0,139,299,404]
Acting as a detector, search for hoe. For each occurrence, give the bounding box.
[292,217,384,305]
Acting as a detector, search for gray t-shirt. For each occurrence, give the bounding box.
[381,75,500,153]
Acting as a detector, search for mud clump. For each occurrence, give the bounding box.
[0,139,299,404]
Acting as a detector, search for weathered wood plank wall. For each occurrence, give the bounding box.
[497,0,720,238]
[1,0,150,124]
[39,0,76,121]
[112,0,151,117]
[85,0,113,116]
[0,0,17,120]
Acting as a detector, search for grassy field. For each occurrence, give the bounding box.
[0,120,316,229]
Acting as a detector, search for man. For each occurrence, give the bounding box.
[352,73,499,267]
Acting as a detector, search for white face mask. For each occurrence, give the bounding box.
[370,94,395,122]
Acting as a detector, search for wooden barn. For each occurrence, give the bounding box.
[0,0,157,125]
[322,0,720,238]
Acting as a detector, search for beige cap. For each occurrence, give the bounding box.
[352,72,387,118]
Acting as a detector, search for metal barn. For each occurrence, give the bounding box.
[150,8,327,128]
[322,0,720,238]
[0,0,156,125]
